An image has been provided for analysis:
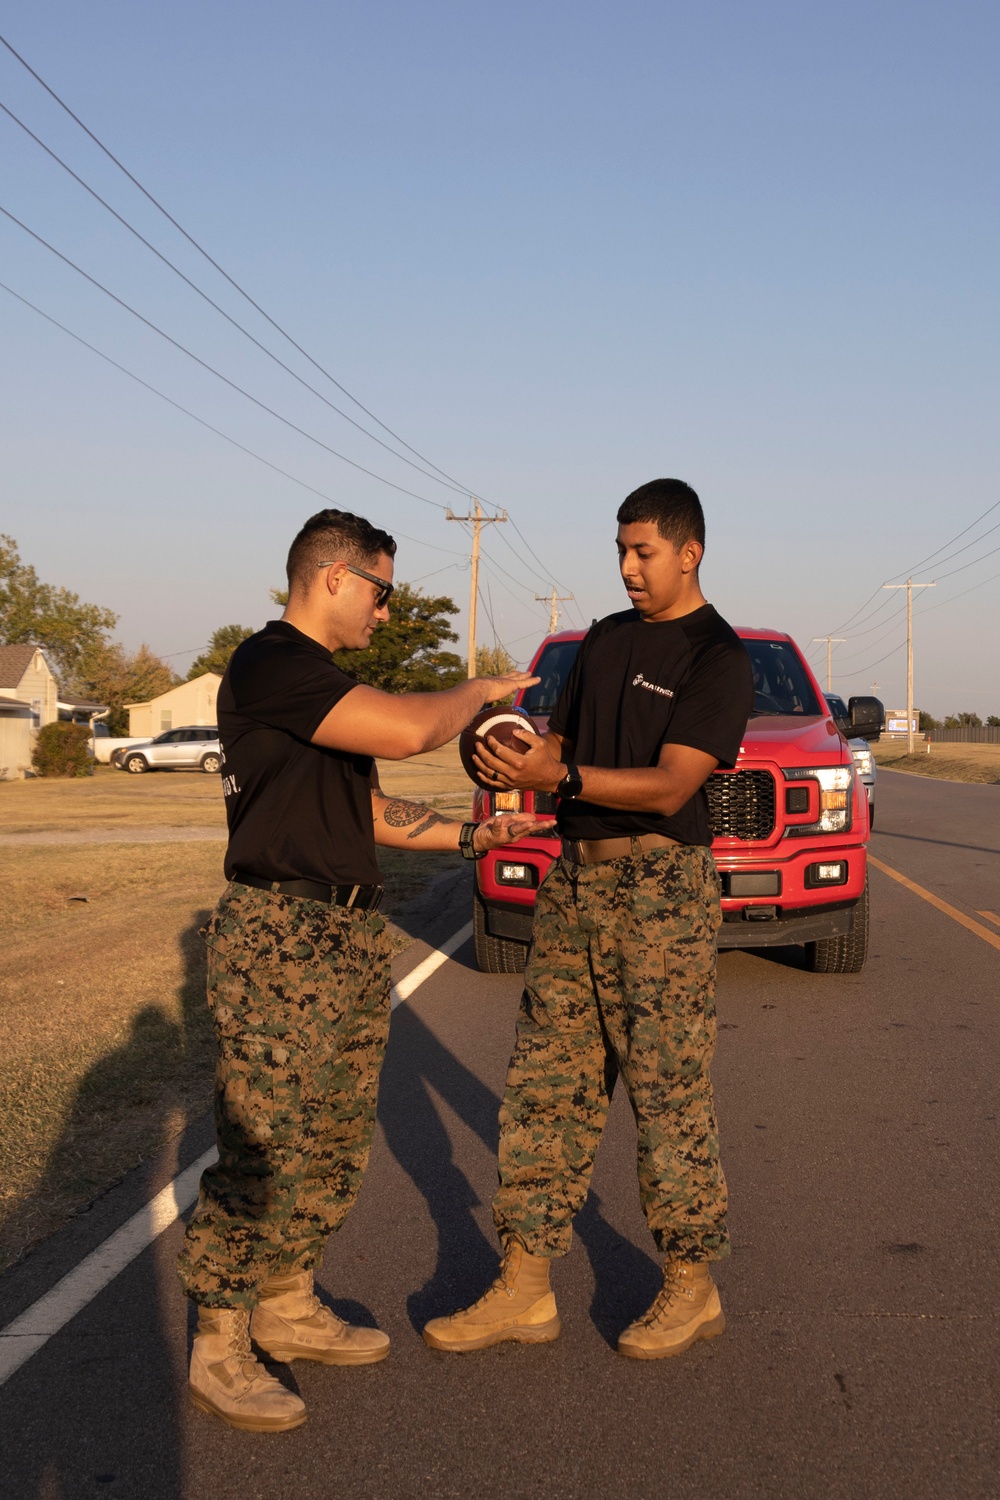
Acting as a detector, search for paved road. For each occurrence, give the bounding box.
[2,770,997,1498]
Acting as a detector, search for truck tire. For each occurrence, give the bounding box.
[201,753,221,774]
[124,754,149,774]
[473,886,528,974]
[804,876,869,974]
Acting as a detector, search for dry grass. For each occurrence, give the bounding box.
[0,739,477,1269]
[873,740,1000,784]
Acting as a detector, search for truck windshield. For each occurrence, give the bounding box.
[520,635,823,719]
[745,639,823,716]
[519,640,582,716]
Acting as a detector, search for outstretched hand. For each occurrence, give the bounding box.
[473,812,556,852]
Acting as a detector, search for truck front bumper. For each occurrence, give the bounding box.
[716,900,855,948]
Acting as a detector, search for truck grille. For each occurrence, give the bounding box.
[533,792,558,815]
[707,770,776,841]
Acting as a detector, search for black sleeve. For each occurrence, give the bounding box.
[661,640,754,769]
[547,628,594,742]
[228,640,358,741]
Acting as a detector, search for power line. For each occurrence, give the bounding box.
[0,96,471,499]
[887,496,1000,580]
[933,538,1000,582]
[0,202,450,510]
[0,32,588,615]
[0,29,475,496]
[0,279,464,560]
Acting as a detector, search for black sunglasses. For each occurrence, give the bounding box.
[317,561,394,610]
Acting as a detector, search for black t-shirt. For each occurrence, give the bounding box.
[548,604,754,846]
[217,620,379,886]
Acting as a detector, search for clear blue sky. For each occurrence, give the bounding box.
[2,1,997,713]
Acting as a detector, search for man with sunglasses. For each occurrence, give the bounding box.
[178,508,548,1432]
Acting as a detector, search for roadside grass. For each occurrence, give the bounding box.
[0,741,476,1270]
[872,741,1000,785]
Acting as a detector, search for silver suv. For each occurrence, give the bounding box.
[825,695,876,828]
[111,726,221,775]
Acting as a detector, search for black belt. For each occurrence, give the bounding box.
[232,871,384,910]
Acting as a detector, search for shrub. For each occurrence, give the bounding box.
[32,721,94,778]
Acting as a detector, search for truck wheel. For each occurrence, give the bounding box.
[201,753,221,774]
[124,754,149,774]
[868,803,875,830]
[473,886,528,974]
[804,877,869,974]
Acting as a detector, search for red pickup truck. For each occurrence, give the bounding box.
[470,627,884,976]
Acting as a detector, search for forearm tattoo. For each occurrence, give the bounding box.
[380,798,429,828]
[404,809,453,840]
[377,798,456,842]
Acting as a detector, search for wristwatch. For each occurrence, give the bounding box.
[556,764,583,799]
[459,821,487,860]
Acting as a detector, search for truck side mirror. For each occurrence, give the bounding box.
[847,696,884,741]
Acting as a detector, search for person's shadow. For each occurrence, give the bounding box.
[377,986,660,1344]
[1,910,216,1499]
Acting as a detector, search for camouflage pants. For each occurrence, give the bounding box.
[177,884,391,1308]
[493,846,728,1262]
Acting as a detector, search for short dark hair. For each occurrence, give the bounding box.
[286,509,397,592]
[617,478,705,552]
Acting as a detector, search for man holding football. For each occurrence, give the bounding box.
[423,478,754,1361]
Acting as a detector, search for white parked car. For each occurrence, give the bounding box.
[111,726,221,775]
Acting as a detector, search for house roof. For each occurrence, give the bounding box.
[0,696,34,711]
[124,670,222,709]
[0,644,40,688]
[58,696,108,712]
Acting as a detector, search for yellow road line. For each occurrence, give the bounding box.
[977,910,1000,930]
[869,855,1000,954]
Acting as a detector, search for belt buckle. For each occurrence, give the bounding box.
[344,884,361,909]
[370,886,384,913]
[564,839,583,865]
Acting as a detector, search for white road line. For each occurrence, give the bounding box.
[390,920,473,1008]
[0,921,473,1389]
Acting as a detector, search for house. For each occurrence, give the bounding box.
[0,644,60,779]
[125,672,222,737]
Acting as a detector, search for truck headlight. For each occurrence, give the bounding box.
[813,766,853,830]
[852,748,874,777]
[491,791,523,813]
[784,765,854,833]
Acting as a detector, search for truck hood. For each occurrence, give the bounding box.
[739,714,848,765]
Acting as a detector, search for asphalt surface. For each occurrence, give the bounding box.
[2,769,998,1499]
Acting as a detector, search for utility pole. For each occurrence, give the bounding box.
[811,636,847,692]
[869,681,880,699]
[446,498,507,678]
[535,586,575,634]
[882,577,936,752]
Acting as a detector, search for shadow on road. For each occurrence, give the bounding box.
[1,911,214,1499]
[377,997,660,1343]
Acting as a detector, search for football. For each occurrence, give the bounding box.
[459,707,539,789]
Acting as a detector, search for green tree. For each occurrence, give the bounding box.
[332,584,465,692]
[918,710,939,731]
[0,534,117,684]
[987,716,1000,728]
[187,625,254,680]
[944,711,982,729]
[73,640,179,736]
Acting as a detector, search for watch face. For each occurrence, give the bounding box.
[559,769,583,798]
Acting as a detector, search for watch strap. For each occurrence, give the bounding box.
[459,821,487,860]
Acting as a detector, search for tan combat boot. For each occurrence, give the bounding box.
[250,1269,390,1366]
[188,1307,307,1432]
[422,1239,561,1352]
[617,1260,725,1360]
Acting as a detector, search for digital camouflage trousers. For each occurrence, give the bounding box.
[493,845,729,1263]
[177,883,391,1308]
